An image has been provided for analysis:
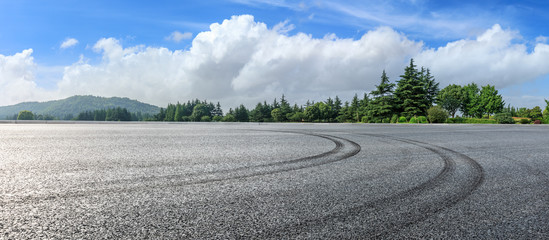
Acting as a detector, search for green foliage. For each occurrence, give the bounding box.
[17,110,34,120]
[394,59,429,119]
[398,116,407,123]
[200,116,211,122]
[233,105,249,122]
[529,106,543,120]
[222,114,236,122]
[212,115,223,122]
[519,118,531,124]
[419,67,439,107]
[409,116,418,124]
[418,116,428,123]
[494,113,515,124]
[361,116,369,123]
[427,106,448,123]
[191,103,212,121]
[437,84,463,118]
[390,114,399,123]
[478,85,504,117]
[446,117,497,124]
[368,70,395,122]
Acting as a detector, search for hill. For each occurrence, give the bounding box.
[0,95,160,120]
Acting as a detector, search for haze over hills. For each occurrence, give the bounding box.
[0,95,160,120]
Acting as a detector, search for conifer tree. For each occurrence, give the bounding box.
[368,70,395,122]
[394,59,428,118]
[420,67,439,106]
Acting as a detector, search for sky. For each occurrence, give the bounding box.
[1,0,549,110]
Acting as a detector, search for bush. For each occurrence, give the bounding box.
[398,116,407,123]
[17,110,34,120]
[418,116,428,123]
[212,115,223,122]
[427,106,448,123]
[390,114,399,123]
[383,118,390,123]
[409,116,418,124]
[494,113,515,124]
[361,116,369,123]
[534,120,541,124]
[519,118,531,124]
[222,114,236,122]
[200,116,211,122]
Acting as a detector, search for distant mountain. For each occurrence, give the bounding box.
[0,95,160,120]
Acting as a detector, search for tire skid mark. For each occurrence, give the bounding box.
[263,133,484,239]
[1,131,361,204]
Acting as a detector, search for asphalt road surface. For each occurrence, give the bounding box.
[1,123,548,239]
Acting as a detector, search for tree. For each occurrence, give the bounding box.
[368,70,395,122]
[478,85,504,117]
[529,106,543,121]
[191,104,212,121]
[304,103,321,122]
[461,83,480,118]
[394,59,428,118]
[427,106,448,123]
[17,110,35,120]
[420,67,439,107]
[234,105,249,122]
[437,84,463,118]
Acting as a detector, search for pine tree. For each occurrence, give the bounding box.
[420,67,439,107]
[368,70,395,122]
[394,59,428,118]
[350,94,361,122]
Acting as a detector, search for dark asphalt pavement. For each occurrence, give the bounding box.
[1,123,548,239]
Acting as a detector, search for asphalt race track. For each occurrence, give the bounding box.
[1,123,548,239]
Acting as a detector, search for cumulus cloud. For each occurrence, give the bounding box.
[0,49,55,106]
[2,15,549,109]
[55,15,421,108]
[415,24,549,88]
[165,31,193,43]
[60,38,79,49]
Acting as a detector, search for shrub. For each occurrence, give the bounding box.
[409,116,418,124]
[200,116,211,122]
[427,106,448,123]
[398,116,407,123]
[222,114,236,122]
[390,114,399,123]
[383,118,390,123]
[361,116,369,123]
[494,113,515,124]
[212,115,223,122]
[17,110,34,120]
[418,116,428,123]
[534,120,541,124]
[520,118,531,124]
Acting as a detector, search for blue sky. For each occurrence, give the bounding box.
[1,0,548,109]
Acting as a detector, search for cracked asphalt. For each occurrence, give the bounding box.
[1,123,548,239]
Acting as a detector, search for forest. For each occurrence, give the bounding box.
[13,59,549,124]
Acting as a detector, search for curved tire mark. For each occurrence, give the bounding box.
[4,131,361,204]
[262,133,484,239]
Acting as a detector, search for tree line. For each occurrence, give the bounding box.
[154,59,514,123]
[13,58,547,124]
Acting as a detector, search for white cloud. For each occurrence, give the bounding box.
[415,24,549,89]
[2,15,549,109]
[60,38,79,49]
[165,31,193,43]
[0,49,56,106]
